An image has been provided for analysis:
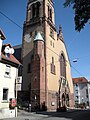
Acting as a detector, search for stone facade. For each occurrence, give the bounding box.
[22,0,74,111]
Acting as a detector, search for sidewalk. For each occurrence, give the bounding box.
[0,108,83,120]
[1,110,49,120]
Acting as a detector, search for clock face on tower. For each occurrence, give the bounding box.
[24,33,31,43]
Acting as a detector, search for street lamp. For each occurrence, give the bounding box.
[73,59,78,63]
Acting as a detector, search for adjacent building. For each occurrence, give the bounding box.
[73,77,90,107]
[88,82,90,107]
[0,29,21,119]
[22,0,74,111]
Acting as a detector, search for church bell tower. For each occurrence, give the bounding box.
[22,0,61,111]
[22,0,56,91]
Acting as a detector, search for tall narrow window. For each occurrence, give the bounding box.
[32,2,40,18]
[37,2,40,17]
[48,6,50,18]
[3,89,8,100]
[50,27,54,38]
[51,57,56,74]
[32,4,35,17]
[50,9,52,20]
[60,54,66,78]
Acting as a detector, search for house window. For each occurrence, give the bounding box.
[28,63,31,73]
[5,65,11,77]
[3,88,8,100]
[86,89,88,95]
[76,96,78,99]
[50,27,54,39]
[75,90,78,94]
[75,100,78,103]
[51,57,56,74]
[86,95,88,98]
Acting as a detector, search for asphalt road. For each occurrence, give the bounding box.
[1,109,90,120]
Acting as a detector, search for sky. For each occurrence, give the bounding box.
[0,0,90,80]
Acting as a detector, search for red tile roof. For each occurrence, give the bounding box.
[1,43,21,65]
[1,52,21,65]
[72,77,88,84]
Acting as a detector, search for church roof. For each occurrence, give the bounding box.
[34,32,44,42]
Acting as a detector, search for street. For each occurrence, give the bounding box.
[1,109,90,120]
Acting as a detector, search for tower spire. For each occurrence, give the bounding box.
[59,25,62,34]
[58,25,64,42]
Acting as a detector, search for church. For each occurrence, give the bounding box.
[22,0,74,111]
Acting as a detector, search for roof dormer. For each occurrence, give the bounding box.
[2,44,14,58]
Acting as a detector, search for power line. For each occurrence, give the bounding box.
[67,39,77,48]
[0,10,76,50]
[0,11,22,30]
[70,65,83,77]
[46,45,89,78]
[1,9,90,62]
[0,10,86,78]
[0,10,90,61]
[46,46,60,57]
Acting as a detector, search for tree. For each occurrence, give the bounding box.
[64,0,90,31]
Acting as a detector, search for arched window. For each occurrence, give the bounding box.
[32,2,41,18]
[60,54,66,78]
